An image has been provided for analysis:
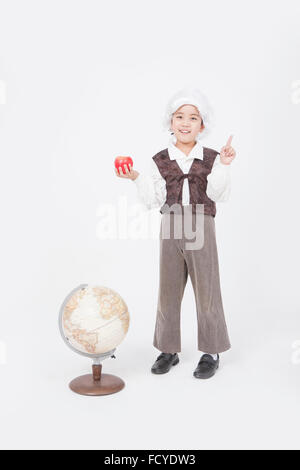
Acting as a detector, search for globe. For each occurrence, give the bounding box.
[59,284,130,356]
[59,284,130,396]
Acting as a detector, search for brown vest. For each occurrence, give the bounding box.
[152,147,219,216]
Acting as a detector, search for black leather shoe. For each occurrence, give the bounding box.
[151,352,179,374]
[193,354,219,379]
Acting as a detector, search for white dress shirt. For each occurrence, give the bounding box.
[133,138,231,210]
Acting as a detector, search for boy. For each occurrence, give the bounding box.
[115,88,236,379]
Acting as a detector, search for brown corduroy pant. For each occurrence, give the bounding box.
[153,209,231,354]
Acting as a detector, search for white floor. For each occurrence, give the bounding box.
[1,328,300,450]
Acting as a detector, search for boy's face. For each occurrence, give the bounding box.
[170,104,204,144]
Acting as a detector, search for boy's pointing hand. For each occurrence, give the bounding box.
[220,135,236,165]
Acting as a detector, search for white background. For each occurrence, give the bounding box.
[0,0,300,450]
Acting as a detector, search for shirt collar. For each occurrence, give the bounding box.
[167,138,204,162]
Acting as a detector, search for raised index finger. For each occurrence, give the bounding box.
[226,135,233,147]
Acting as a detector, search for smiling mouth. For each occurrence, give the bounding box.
[180,130,191,134]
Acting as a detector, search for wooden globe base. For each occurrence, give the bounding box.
[69,364,125,396]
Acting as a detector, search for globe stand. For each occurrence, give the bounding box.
[69,359,125,396]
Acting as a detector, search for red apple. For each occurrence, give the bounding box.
[114,156,133,174]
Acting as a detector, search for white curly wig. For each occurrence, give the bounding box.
[162,87,214,141]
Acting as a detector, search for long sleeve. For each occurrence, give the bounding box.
[206,155,231,202]
[133,159,166,210]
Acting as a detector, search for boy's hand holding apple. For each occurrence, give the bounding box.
[114,156,139,181]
